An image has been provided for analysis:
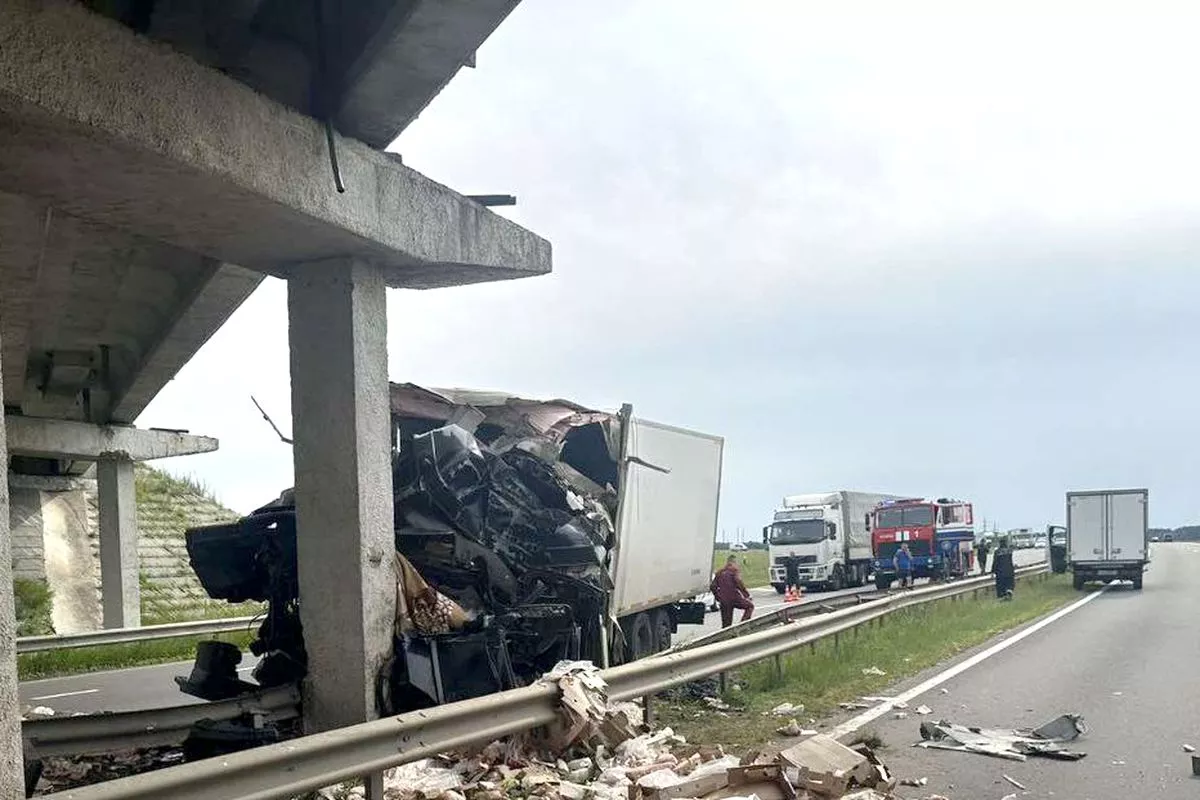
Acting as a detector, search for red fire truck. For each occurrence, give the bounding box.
[869,497,975,589]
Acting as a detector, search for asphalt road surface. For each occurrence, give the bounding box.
[828,542,1199,800]
[18,549,1046,715]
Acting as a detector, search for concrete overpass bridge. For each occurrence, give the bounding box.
[0,1,550,794]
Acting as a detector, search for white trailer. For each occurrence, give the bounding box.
[609,414,724,658]
[1066,488,1149,590]
[764,491,902,593]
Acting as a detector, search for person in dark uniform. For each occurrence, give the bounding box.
[993,536,1015,599]
[976,538,991,574]
[893,543,913,589]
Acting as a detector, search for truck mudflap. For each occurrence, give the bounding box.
[673,601,706,626]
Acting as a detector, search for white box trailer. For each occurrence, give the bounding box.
[765,491,902,592]
[610,416,724,657]
[1066,488,1149,590]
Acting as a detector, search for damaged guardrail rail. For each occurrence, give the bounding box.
[38,564,1048,800]
[16,616,258,654]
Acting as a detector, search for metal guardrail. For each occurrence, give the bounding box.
[17,616,258,654]
[24,685,301,758]
[41,563,1048,800]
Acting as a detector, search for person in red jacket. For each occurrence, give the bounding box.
[711,555,754,628]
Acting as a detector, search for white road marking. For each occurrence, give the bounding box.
[30,689,99,701]
[830,584,1110,739]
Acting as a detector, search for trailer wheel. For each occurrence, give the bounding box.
[1072,573,1085,591]
[625,613,655,661]
[772,583,786,595]
[830,565,845,591]
[1131,576,1143,590]
[874,572,891,591]
[651,609,673,652]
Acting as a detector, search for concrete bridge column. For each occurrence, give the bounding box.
[0,331,25,799]
[288,259,396,732]
[97,457,140,629]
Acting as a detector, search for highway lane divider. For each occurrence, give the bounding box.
[36,564,1049,800]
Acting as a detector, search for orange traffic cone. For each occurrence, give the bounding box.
[785,585,802,603]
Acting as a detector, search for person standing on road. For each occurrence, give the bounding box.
[711,555,754,628]
[976,538,991,574]
[893,543,913,589]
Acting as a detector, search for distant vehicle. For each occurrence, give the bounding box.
[869,496,974,589]
[730,542,748,552]
[1151,535,1160,542]
[1067,488,1149,590]
[764,491,901,593]
[1009,528,1035,549]
[1163,533,1174,542]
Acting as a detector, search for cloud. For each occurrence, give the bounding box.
[142,0,1200,530]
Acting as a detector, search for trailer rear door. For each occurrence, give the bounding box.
[1107,490,1148,561]
[1067,493,1106,562]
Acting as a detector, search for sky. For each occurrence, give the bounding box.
[140,0,1200,534]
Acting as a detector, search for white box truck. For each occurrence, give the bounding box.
[1066,488,1149,590]
[184,384,724,714]
[609,416,725,658]
[764,491,902,592]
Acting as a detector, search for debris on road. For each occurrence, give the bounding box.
[1002,774,1027,791]
[840,702,872,711]
[1183,744,1195,753]
[861,667,887,677]
[915,714,1088,762]
[893,713,908,720]
[25,706,55,718]
[778,735,895,797]
[775,721,819,738]
[770,702,806,717]
[899,776,928,787]
[703,697,733,712]
[915,705,933,716]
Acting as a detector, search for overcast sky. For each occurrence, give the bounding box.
[140,1,1200,533]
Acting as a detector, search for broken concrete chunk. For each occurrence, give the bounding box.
[914,705,933,715]
[899,776,928,787]
[861,667,887,677]
[703,697,733,711]
[1184,744,1196,753]
[769,702,805,717]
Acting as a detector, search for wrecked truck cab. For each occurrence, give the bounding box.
[181,383,722,725]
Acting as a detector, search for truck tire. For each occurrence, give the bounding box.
[651,609,673,652]
[1073,573,1085,591]
[1131,576,1143,590]
[851,565,866,588]
[874,572,891,591]
[772,583,786,595]
[830,565,845,591]
[625,613,655,661]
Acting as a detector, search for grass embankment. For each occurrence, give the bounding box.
[18,631,255,682]
[713,549,769,587]
[658,574,1078,750]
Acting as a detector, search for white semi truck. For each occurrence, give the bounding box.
[1066,488,1149,590]
[764,491,901,593]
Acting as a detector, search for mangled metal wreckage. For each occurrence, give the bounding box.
[181,384,723,718]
